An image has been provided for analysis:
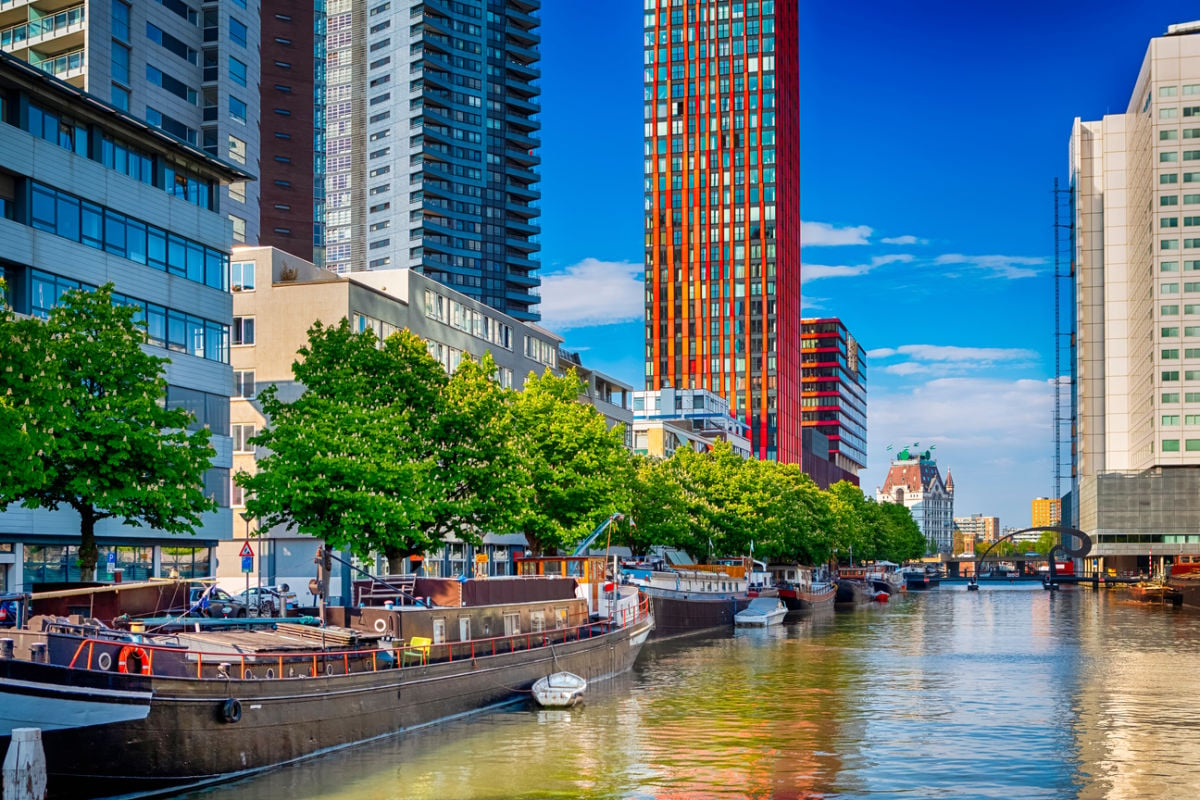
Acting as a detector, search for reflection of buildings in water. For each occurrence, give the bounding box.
[1071,594,1200,799]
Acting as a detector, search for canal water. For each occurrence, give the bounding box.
[181,587,1200,799]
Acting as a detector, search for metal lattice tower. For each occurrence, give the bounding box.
[1053,178,1077,501]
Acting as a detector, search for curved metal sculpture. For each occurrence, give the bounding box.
[968,526,1092,591]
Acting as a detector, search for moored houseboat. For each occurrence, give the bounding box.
[0,562,652,800]
[621,552,756,639]
[776,566,836,611]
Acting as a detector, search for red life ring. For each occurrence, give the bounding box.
[117,645,152,675]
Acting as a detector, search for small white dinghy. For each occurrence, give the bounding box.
[532,671,587,708]
[734,596,788,627]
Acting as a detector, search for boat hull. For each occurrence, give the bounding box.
[3,616,653,800]
[777,585,836,611]
[643,591,749,639]
[0,659,152,735]
[1167,574,1200,608]
[834,579,872,606]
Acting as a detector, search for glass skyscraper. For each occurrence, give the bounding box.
[643,0,800,461]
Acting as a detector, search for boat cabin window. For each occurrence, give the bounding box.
[458,617,471,642]
[503,612,520,637]
[432,618,446,644]
[531,611,545,633]
[555,607,568,629]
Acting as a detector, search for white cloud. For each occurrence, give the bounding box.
[801,253,912,284]
[881,235,927,245]
[801,221,872,246]
[537,258,643,331]
[859,377,1057,527]
[934,253,1046,279]
[869,343,1040,377]
[891,344,1039,363]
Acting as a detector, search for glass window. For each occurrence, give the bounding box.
[229,96,247,123]
[1163,439,1181,452]
[231,261,255,291]
[232,316,255,345]
[230,56,247,87]
[234,371,255,398]
[230,17,248,47]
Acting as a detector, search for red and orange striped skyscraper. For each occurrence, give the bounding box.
[642,0,800,462]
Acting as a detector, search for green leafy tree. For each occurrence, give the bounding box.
[0,299,48,501]
[627,455,693,552]
[241,323,451,570]
[0,285,216,580]
[875,500,926,562]
[420,352,522,558]
[510,368,633,555]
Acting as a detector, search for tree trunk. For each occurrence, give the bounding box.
[78,510,98,582]
[384,548,422,575]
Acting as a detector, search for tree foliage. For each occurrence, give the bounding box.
[0,285,216,579]
[509,368,632,555]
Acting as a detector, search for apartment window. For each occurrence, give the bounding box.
[111,85,130,111]
[230,17,248,47]
[228,181,246,202]
[112,42,131,85]
[232,424,256,453]
[1162,129,1180,140]
[1164,326,1180,336]
[1163,239,1180,250]
[1187,348,1200,357]
[1187,239,1200,249]
[369,257,391,268]
[1187,327,1200,336]
[1163,108,1179,119]
[1189,440,1200,451]
[1163,195,1180,206]
[1164,392,1181,403]
[230,96,247,123]
[1187,304,1200,314]
[1187,261,1200,271]
[146,23,197,64]
[1164,439,1181,452]
[112,0,131,41]
[1164,371,1180,381]
[1163,283,1180,293]
[1187,85,1200,96]
[1164,349,1180,359]
[1187,129,1200,139]
[1186,173,1200,183]
[234,371,255,398]
[1165,305,1181,315]
[1187,107,1200,117]
[1163,217,1180,227]
[1162,152,1179,163]
[228,135,246,164]
[1187,152,1200,162]
[232,317,255,346]
[1164,415,1181,425]
[1187,195,1200,205]
[369,184,391,195]
[1163,173,1180,184]
[274,155,292,164]
[1162,86,1179,97]
[1163,261,1180,271]
[230,57,247,87]
[231,261,255,291]
[229,214,246,243]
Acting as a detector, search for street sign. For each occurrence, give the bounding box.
[241,556,253,573]
[475,553,489,563]
[239,542,254,558]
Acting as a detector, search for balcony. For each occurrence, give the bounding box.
[504,93,539,116]
[505,162,539,185]
[505,146,540,167]
[504,59,539,81]
[506,25,539,48]
[30,45,83,81]
[1,4,84,51]
[505,72,538,98]
[506,42,539,65]
[505,216,540,236]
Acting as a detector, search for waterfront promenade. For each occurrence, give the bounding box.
[179,587,1200,799]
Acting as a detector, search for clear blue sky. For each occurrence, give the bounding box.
[532,1,1200,530]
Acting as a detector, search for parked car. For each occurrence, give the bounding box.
[0,595,22,628]
[188,586,250,618]
[236,585,298,617]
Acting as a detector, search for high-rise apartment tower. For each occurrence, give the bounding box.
[324,0,542,322]
[643,0,800,461]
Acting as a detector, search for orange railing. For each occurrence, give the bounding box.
[64,592,651,681]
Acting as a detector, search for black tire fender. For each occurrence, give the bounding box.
[221,697,243,724]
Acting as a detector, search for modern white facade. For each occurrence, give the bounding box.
[0,0,262,244]
[631,387,751,459]
[1070,21,1200,570]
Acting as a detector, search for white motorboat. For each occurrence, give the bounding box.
[532,671,587,708]
[734,596,787,627]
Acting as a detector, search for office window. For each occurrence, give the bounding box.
[1164,349,1180,359]
[1163,108,1179,119]
[1164,439,1181,451]
[229,96,247,123]
[1162,152,1179,163]
[228,181,246,202]
[1164,326,1181,336]
[1163,129,1180,140]
[1163,261,1180,271]
[1163,195,1180,206]
[1163,173,1180,184]
[1164,392,1181,403]
[1163,239,1180,250]
[112,42,130,85]
[1164,283,1180,293]
[1164,415,1181,424]
[1163,217,1180,227]
[1162,86,1179,98]
[1186,173,1200,183]
[232,317,255,346]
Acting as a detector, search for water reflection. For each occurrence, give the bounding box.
[180,590,1200,800]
